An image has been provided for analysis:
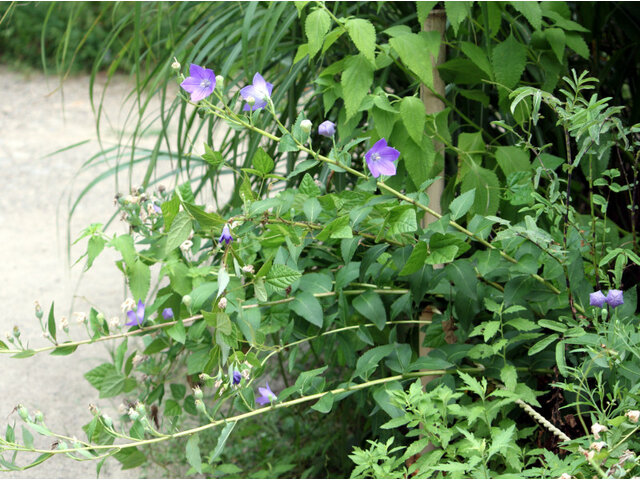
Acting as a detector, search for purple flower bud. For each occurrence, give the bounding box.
[219,225,233,245]
[365,138,400,178]
[590,290,606,308]
[606,289,624,308]
[232,370,242,385]
[162,308,174,320]
[318,120,336,137]
[256,382,277,405]
[125,300,146,326]
[180,64,216,102]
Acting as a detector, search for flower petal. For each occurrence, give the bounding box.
[137,300,145,320]
[189,63,206,78]
[371,138,388,154]
[379,145,400,163]
[373,158,397,176]
[240,84,261,100]
[126,310,139,326]
[252,73,267,93]
[366,158,382,178]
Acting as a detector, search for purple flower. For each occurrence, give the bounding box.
[180,64,216,102]
[240,73,273,111]
[364,138,400,178]
[318,120,336,137]
[606,289,624,308]
[232,370,242,385]
[125,300,145,326]
[590,290,606,308]
[153,203,162,214]
[256,382,277,405]
[162,308,174,320]
[219,225,233,245]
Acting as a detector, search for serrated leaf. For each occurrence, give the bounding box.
[400,96,426,144]
[417,1,438,25]
[209,422,236,464]
[266,264,301,290]
[488,424,515,460]
[341,54,374,119]
[460,41,493,79]
[461,166,500,217]
[492,34,527,90]
[445,1,471,35]
[545,28,566,62]
[345,18,376,64]
[353,290,386,330]
[305,8,331,58]
[566,33,589,59]
[389,32,440,88]
[167,320,186,344]
[299,173,320,196]
[217,268,230,299]
[528,333,559,356]
[86,235,105,270]
[511,1,542,30]
[355,345,395,380]
[303,197,321,222]
[165,210,192,254]
[202,143,223,169]
[252,148,274,176]
[278,133,299,153]
[128,259,150,301]
[500,364,518,391]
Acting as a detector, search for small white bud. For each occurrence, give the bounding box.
[109,317,120,329]
[246,96,256,106]
[60,316,69,332]
[193,385,203,400]
[218,297,227,310]
[215,74,224,89]
[118,403,128,416]
[591,422,608,440]
[121,298,136,313]
[171,58,181,71]
[132,353,145,367]
[300,119,312,133]
[182,295,192,308]
[101,414,113,429]
[242,264,255,274]
[241,369,250,380]
[627,410,640,423]
[214,379,223,389]
[590,441,606,452]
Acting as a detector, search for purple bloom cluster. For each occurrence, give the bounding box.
[590,289,624,308]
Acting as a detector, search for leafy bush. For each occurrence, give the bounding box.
[2,1,640,478]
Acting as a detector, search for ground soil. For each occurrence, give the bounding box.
[0,65,178,478]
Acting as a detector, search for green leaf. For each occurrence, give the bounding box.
[202,143,224,169]
[99,372,126,398]
[353,290,386,330]
[208,422,236,464]
[399,241,427,276]
[128,259,150,301]
[492,34,527,90]
[495,146,530,177]
[389,32,440,88]
[341,54,374,119]
[217,268,230,299]
[449,188,475,220]
[556,340,568,377]
[291,292,323,327]
[400,96,426,144]
[86,235,105,270]
[50,343,79,356]
[303,197,321,222]
[110,234,136,268]
[252,148,274,176]
[21,426,33,450]
[114,447,146,470]
[417,1,438,25]
[488,424,515,460]
[528,333,559,356]
[47,302,56,342]
[461,166,500,217]
[278,133,299,153]
[161,195,180,230]
[266,264,302,290]
[511,1,542,30]
[566,33,589,59]
[345,18,376,64]
[356,345,395,380]
[387,206,418,236]
[305,8,331,58]
[317,215,352,241]
[545,28,566,62]
[444,1,471,35]
[500,364,518,391]
[85,363,116,390]
[167,320,187,344]
[165,210,192,255]
[311,391,335,413]
[186,434,202,474]
[460,41,493,79]
[299,173,321,196]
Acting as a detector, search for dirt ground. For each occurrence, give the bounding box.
[0,65,184,478]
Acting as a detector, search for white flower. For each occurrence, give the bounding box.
[627,410,640,423]
[109,317,120,329]
[591,422,608,440]
[73,312,87,324]
[132,354,145,367]
[558,474,572,479]
[59,316,69,331]
[242,264,255,274]
[590,441,606,452]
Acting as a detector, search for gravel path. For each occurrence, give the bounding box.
[0,66,167,478]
